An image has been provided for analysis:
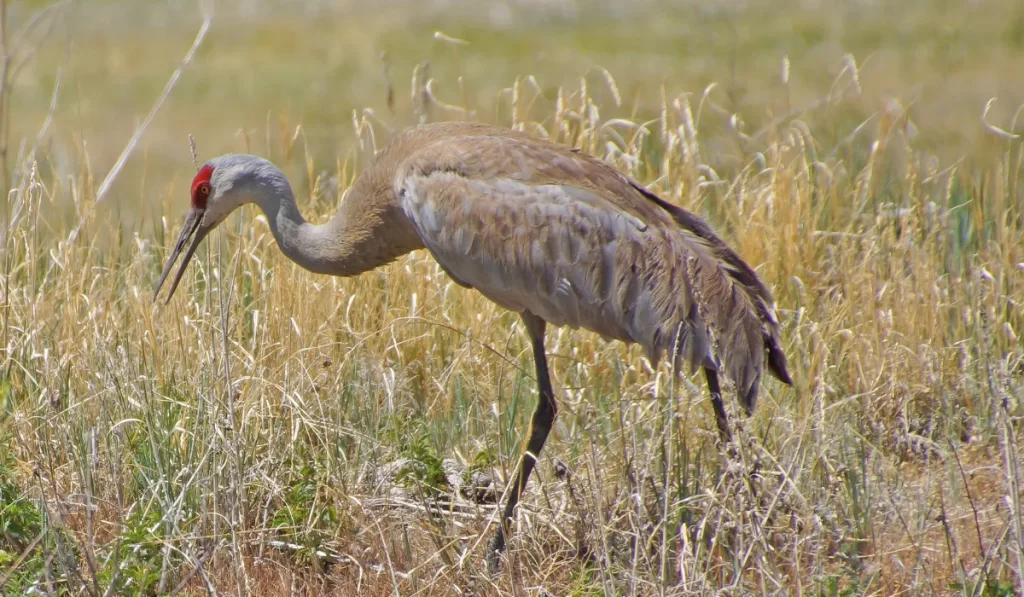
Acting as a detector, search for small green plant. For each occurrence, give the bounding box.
[270,464,340,561]
[0,459,41,553]
[466,446,495,482]
[950,579,1021,597]
[0,462,43,589]
[816,574,867,597]
[0,436,53,594]
[96,507,168,595]
[396,432,448,498]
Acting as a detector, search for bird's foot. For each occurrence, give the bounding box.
[485,530,506,574]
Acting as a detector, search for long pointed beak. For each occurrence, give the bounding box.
[153,208,211,304]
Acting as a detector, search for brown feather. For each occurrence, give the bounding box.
[380,122,788,411]
[628,180,794,397]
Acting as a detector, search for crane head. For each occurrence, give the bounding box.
[154,154,287,304]
[153,163,219,304]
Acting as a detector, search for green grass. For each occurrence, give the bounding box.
[1,0,1024,594]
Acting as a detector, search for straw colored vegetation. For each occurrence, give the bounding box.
[1,0,1023,594]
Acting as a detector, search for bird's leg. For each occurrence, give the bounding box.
[703,367,732,443]
[487,312,557,573]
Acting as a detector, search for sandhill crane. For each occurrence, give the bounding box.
[154,121,792,571]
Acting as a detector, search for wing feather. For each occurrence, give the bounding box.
[395,131,787,413]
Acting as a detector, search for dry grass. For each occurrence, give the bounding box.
[2,0,1024,595]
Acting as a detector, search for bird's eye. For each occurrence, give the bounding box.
[199,183,211,196]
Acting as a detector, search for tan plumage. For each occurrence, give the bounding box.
[393,124,790,409]
[154,120,792,571]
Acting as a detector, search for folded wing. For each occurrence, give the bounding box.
[395,133,784,412]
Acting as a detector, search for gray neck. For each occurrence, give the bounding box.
[255,183,352,275]
[212,153,420,277]
[247,166,420,277]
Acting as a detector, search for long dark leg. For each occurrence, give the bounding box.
[704,367,732,443]
[487,312,557,572]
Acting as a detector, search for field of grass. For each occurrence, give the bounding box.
[2,0,1024,594]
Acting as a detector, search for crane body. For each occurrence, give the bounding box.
[154,121,792,571]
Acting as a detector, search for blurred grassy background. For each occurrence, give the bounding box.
[11,0,1024,224]
[2,0,1024,594]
